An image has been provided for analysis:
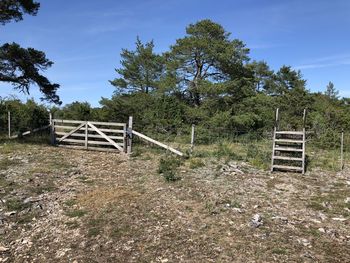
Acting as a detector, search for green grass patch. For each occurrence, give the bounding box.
[0,157,21,170]
[65,221,80,229]
[158,155,183,182]
[188,158,205,169]
[65,209,87,218]
[5,198,29,211]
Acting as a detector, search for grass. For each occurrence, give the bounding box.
[65,209,87,218]
[65,221,80,229]
[6,197,29,211]
[158,155,183,182]
[64,199,77,207]
[0,157,21,170]
[188,157,205,169]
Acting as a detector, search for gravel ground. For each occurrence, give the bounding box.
[0,143,349,262]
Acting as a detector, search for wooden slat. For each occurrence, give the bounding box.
[273,156,303,161]
[87,122,124,152]
[274,147,303,152]
[276,131,303,135]
[54,119,126,127]
[275,139,303,144]
[58,123,86,142]
[59,138,85,144]
[89,121,126,127]
[272,165,303,171]
[11,124,51,139]
[54,126,124,133]
[59,138,124,147]
[55,132,124,140]
[132,130,183,156]
[53,119,85,124]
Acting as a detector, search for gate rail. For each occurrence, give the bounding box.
[52,119,127,153]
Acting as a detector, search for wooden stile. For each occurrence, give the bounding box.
[271,108,306,174]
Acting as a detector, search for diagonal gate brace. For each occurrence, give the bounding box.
[87,122,124,152]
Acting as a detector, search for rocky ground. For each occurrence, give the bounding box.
[0,142,349,262]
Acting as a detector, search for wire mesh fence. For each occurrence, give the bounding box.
[133,124,348,172]
[0,109,348,173]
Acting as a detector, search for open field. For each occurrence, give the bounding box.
[0,141,349,262]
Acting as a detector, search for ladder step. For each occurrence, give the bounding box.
[273,156,303,161]
[276,131,304,135]
[272,165,303,171]
[274,147,303,152]
[275,139,304,144]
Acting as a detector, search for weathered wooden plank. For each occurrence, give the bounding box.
[53,119,126,127]
[132,130,183,156]
[53,119,85,124]
[273,156,303,161]
[54,126,124,133]
[275,131,304,135]
[275,139,303,144]
[87,122,124,152]
[59,138,124,147]
[58,123,86,142]
[127,116,133,154]
[59,138,85,144]
[55,132,124,140]
[89,121,126,127]
[11,124,51,139]
[274,147,303,152]
[272,165,303,171]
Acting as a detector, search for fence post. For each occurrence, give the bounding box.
[190,124,195,154]
[85,121,88,149]
[49,112,55,145]
[127,116,133,154]
[8,111,11,138]
[341,130,344,171]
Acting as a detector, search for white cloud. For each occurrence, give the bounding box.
[294,54,350,70]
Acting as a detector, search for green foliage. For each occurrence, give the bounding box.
[54,101,94,120]
[110,37,164,94]
[325,81,339,100]
[1,1,60,104]
[0,0,40,25]
[214,141,242,160]
[0,97,49,135]
[189,158,205,169]
[158,155,183,182]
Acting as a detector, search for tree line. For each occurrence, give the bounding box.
[1,2,349,147]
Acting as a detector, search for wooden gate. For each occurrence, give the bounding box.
[52,119,127,153]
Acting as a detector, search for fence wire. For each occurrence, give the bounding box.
[0,110,348,172]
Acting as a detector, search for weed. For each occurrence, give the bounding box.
[158,155,183,182]
[64,199,77,207]
[6,198,29,211]
[271,248,288,255]
[214,141,242,159]
[65,221,79,229]
[65,209,87,218]
[189,158,205,169]
[0,157,20,170]
[87,227,101,237]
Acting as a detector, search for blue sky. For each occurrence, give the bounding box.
[1,0,350,106]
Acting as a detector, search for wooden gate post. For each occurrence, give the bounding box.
[7,111,11,138]
[190,124,195,154]
[85,121,88,149]
[127,116,133,154]
[341,130,344,171]
[49,112,55,145]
